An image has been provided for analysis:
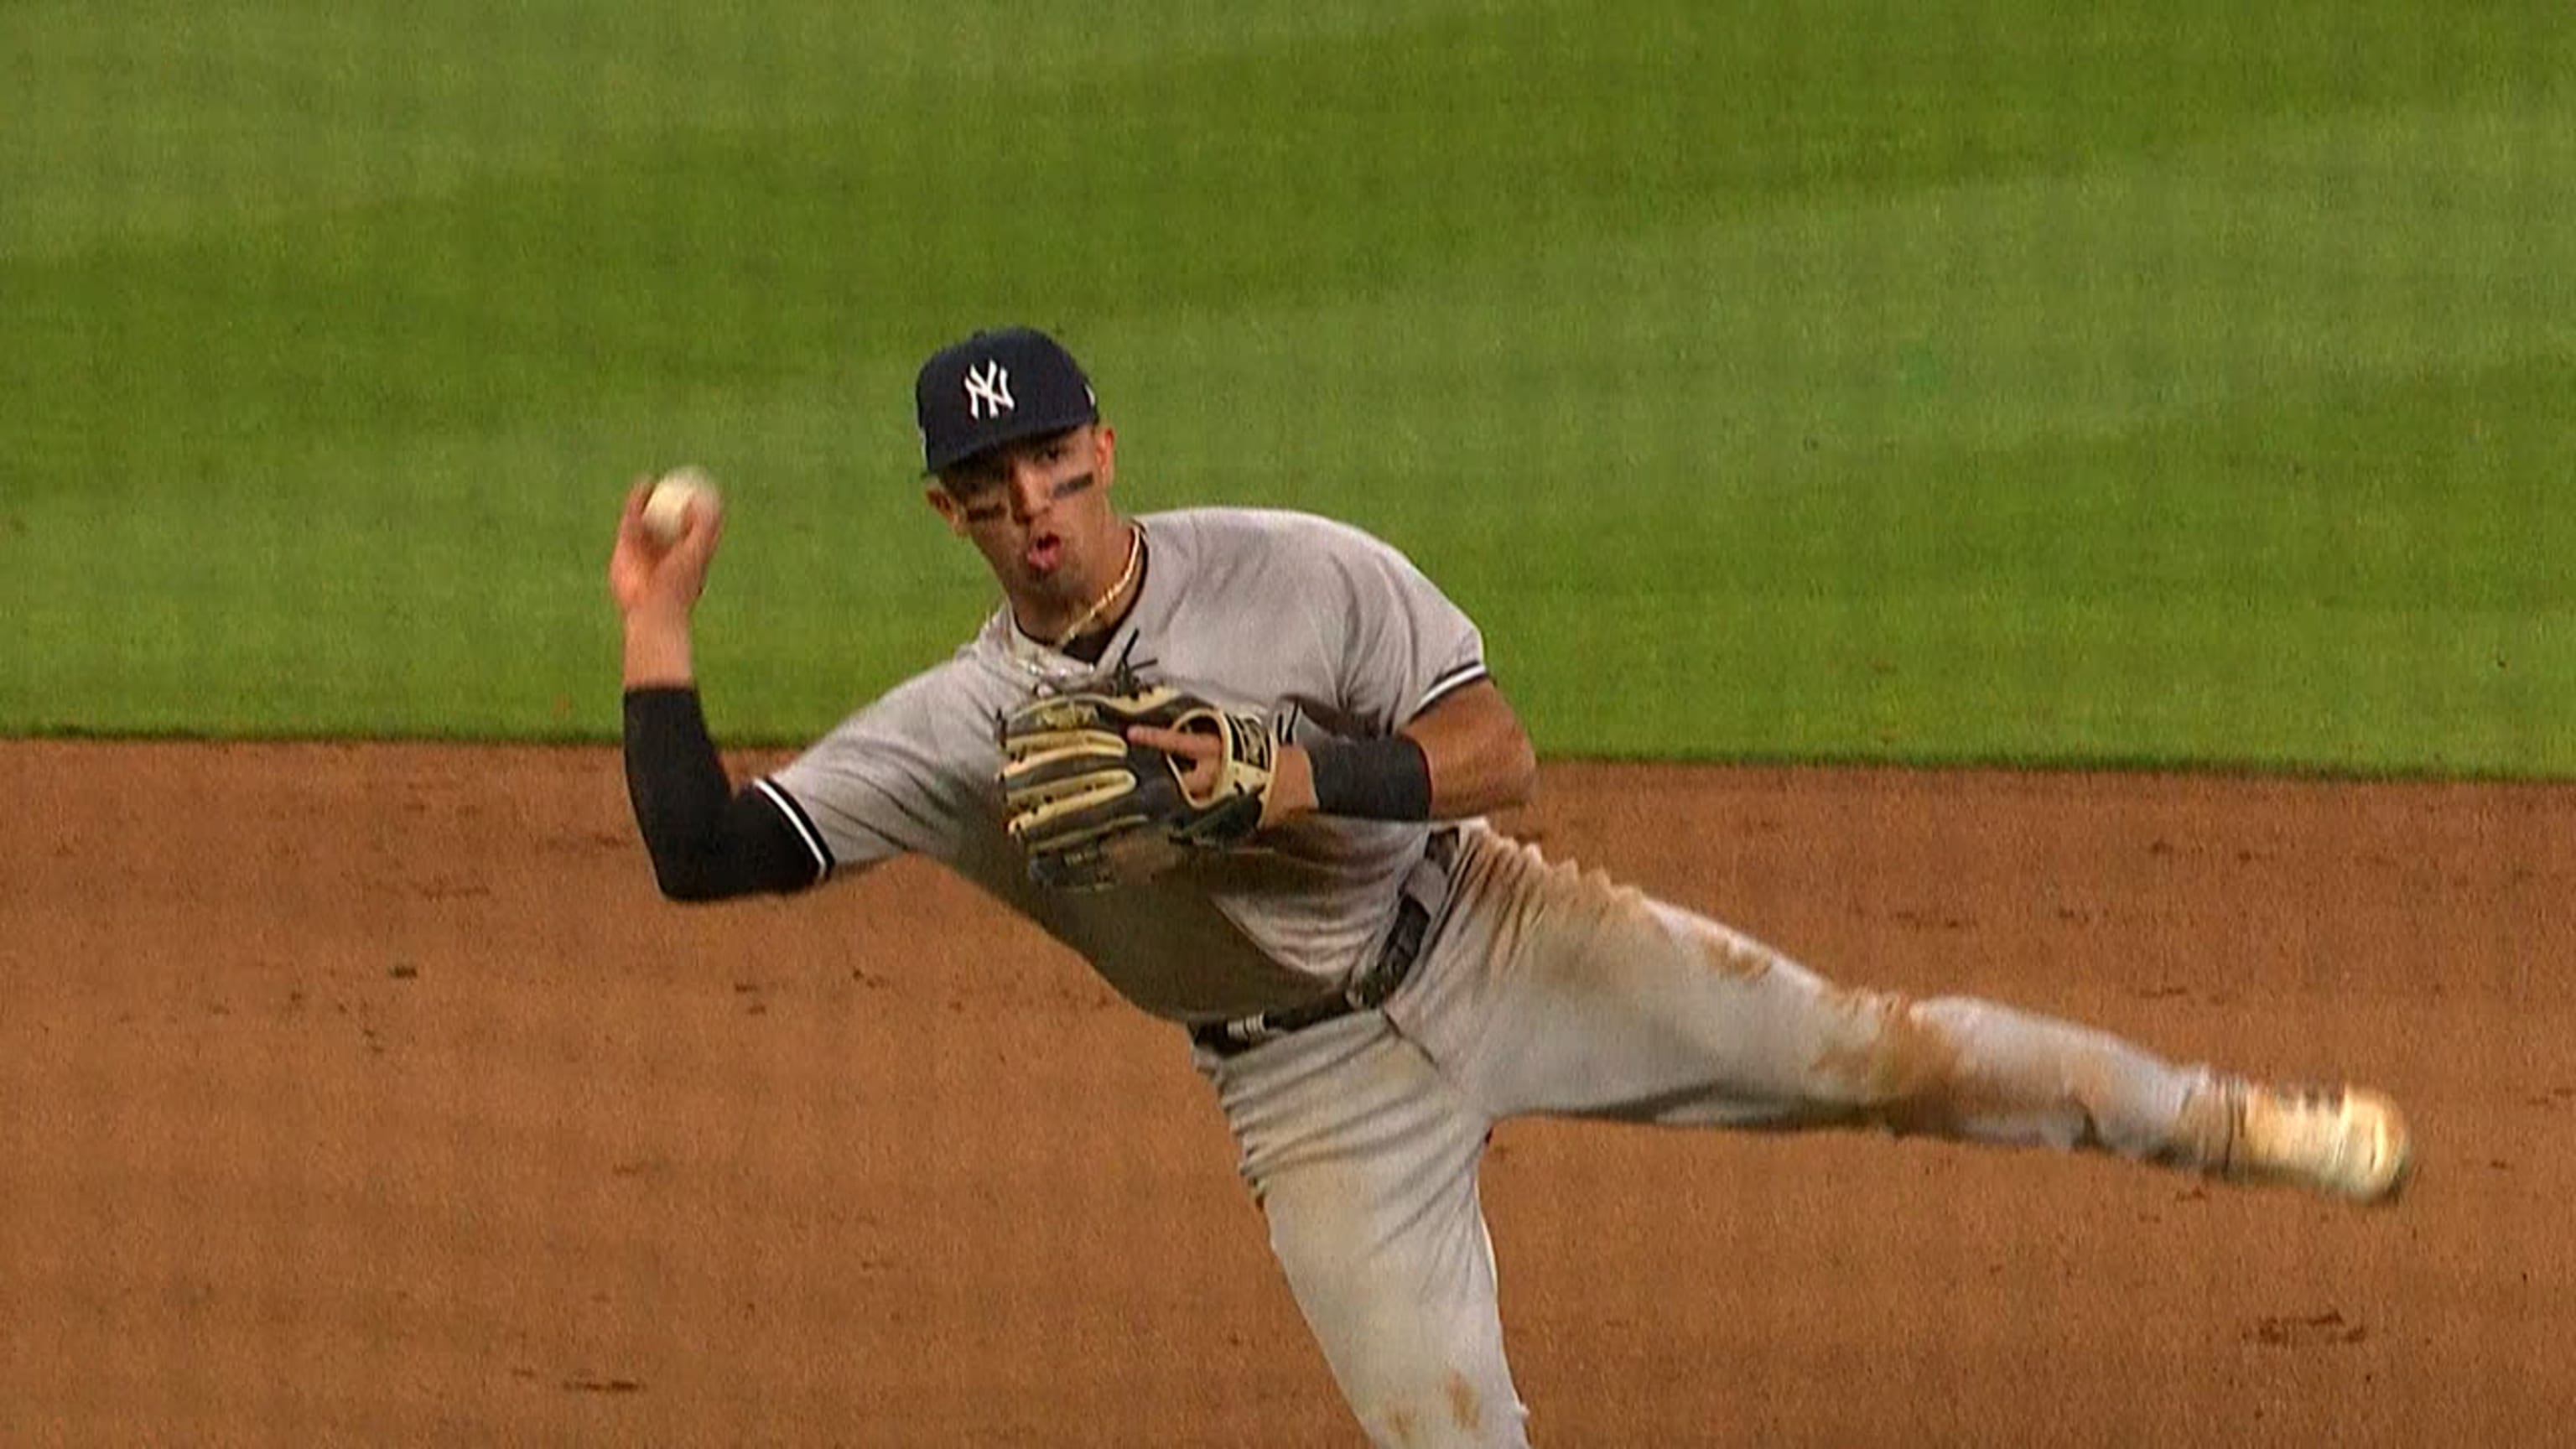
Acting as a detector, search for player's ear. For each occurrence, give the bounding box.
[924,484,969,537]
[1092,424,1116,490]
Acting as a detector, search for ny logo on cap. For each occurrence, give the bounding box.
[963,360,1015,420]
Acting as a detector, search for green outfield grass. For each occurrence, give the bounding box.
[4,0,2571,772]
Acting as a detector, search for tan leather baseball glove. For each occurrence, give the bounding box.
[997,683,1275,892]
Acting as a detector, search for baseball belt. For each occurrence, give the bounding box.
[1192,828,1460,1059]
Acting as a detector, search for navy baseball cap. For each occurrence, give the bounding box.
[914,327,1099,475]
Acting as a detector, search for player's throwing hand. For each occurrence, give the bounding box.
[610,475,724,622]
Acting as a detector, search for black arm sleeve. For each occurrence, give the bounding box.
[623,687,831,901]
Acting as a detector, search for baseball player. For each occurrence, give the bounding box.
[611,326,2412,1447]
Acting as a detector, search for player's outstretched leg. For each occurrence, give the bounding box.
[1197,1010,1530,1449]
[1811,992,2412,1202]
[1389,829,2412,1203]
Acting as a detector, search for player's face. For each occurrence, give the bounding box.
[926,423,1121,604]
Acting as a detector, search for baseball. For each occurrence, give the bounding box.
[641,466,718,545]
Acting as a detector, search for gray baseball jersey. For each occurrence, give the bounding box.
[765,506,1491,1022]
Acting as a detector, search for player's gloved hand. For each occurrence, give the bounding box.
[998,685,1275,892]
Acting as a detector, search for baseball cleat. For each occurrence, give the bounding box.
[2224,1083,2414,1204]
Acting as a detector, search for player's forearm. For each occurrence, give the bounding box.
[1415,725,1537,818]
[622,687,828,901]
[1270,724,1535,825]
[1402,680,1536,819]
[622,608,695,688]
[1266,682,1535,827]
[622,686,735,899]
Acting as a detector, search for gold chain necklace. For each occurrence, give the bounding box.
[1052,523,1143,648]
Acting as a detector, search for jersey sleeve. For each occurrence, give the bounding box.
[761,668,995,874]
[1310,522,1489,733]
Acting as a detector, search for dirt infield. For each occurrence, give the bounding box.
[3,740,2570,1446]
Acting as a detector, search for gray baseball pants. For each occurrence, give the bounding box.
[1196,825,2235,1448]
